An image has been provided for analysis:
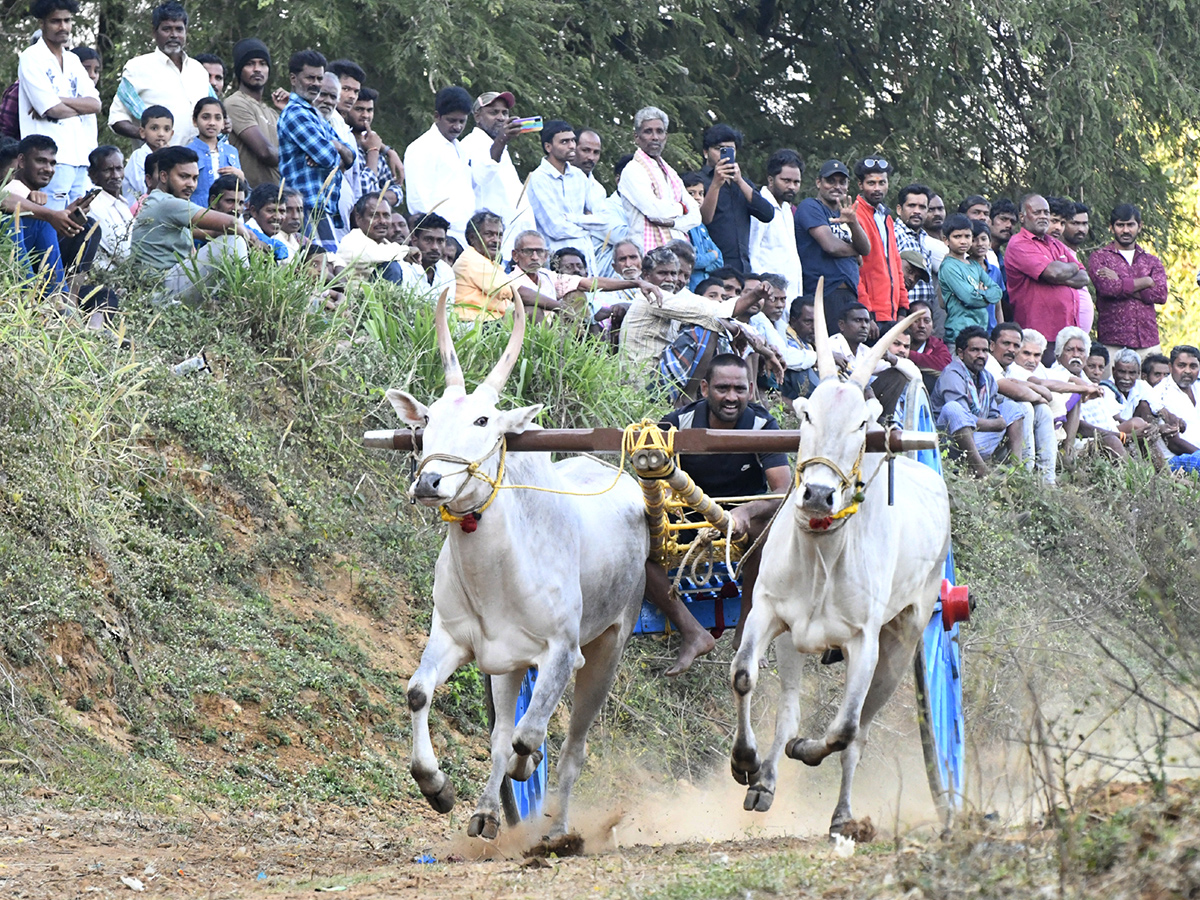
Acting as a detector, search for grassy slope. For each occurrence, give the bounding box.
[1,244,1198,890]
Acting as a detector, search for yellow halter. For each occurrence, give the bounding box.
[793,442,866,526]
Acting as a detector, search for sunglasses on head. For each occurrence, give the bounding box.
[861,157,890,170]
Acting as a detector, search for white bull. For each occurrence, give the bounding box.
[729,286,951,836]
[386,293,648,840]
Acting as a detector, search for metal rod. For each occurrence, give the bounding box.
[364,427,938,455]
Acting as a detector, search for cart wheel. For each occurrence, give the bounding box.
[485,670,548,824]
[914,562,966,825]
[901,379,943,473]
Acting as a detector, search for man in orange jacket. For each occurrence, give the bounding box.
[853,155,907,336]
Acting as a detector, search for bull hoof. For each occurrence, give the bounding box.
[467,811,500,840]
[786,737,825,767]
[422,773,456,814]
[730,744,760,785]
[507,747,544,782]
[744,785,775,813]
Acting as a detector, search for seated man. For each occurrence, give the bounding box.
[453,209,517,321]
[207,174,249,216]
[1135,344,1200,473]
[404,212,456,300]
[906,298,951,374]
[1,135,110,324]
[244,183,291,260]
[338,191,416,284]
[1142,352,1171,388]
[130,145,262,306]
[86,145,134,271]
[782,294,819,399]
[1008,328,1101,457]
[986,321,1057,484]
[828,301,872,368]
[1049,326,1124,456]
[932,325,1025,477]
[748,272,815,392]
[649,353,792,675]
[620,246,772,377]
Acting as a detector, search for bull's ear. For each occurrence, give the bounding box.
[386,389,429,427]
[496,404,543,435]
[792,397,809,420]
[865,397,883,424]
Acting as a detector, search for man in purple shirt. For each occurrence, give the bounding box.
[1004,193,1090,350]
[1086,203,1168,360]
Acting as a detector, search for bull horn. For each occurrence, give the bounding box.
[482,294,527,395]
[849,310,924,388]
[434,288,465,391]
[812,277,837,381]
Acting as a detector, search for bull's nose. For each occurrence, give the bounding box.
[802,484,835,512]
[412,471,443,499]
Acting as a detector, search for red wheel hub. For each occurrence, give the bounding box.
[940,579,970,631]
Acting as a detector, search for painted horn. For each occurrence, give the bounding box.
[849,310,925,388]
[434,288,465,390]
[811,277,838,381]
[482,291,528,395]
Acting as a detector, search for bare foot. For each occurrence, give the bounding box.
[664,629,716,676]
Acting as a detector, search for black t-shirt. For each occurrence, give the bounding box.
[661,399,789,498]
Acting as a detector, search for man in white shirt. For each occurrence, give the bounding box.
[337,191,419,284]
[106,2,214,147]
[985,322,1056,483]
[86,145,133,270]
[1138,345,1200,473]
[403,211,456,301]
[748,151,803,297]
[403,86,475,246]
[748,273,814,375]
[459,90,534,257]
[616,106,700,251]
[18,0,101,209]
[573,128,628,277]
[526,120,606,274]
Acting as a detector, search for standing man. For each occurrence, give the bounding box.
[224,38,284,188]
[277,49,354,248]
[989,197,1019,318]
[892,183,936,309]
[345,87,402,208]
[574,127,628,277]
[1064,202,1090,251]
[1005,193,1089,346]
[525,119,604,273]
[853,154,906,331]
[1087,204,1168,360]
[18,0,100,210]
[748,149,803,297]
[696,123,775,273]
[923,193,950,271]
[194,53,225,94]
[460,89,533,255]
[617,106,700,251]
[794,159,872,331]
[404,86,475,246]
[107,2,213,146]
[959,195,990,221]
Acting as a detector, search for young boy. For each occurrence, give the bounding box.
[940,212,1001,346]
[123,105,174,205]
[968,219,1002,328]
[681,172,723,289]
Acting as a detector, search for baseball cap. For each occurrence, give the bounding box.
[899,250,930,282]
[472,91,515,114]
[818,159,850,179]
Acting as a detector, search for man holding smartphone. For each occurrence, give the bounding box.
[697,123,775,274]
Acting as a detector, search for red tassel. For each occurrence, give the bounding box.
[459,513,478,533]
[809,517,832,531]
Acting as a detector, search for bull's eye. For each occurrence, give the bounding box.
[473,416,489,427]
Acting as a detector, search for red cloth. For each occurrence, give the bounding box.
[854,194,907,322]
[1086,241,1167,349]
[909,335,952,372]
[1003,228,1080,341]
[0,81,19,139]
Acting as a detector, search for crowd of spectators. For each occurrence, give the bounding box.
[2,0,1198,479]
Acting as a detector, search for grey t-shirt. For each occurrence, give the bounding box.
[131,190,197,272]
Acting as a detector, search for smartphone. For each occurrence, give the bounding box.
[512,116,543,134]
[79,187,102,205]
[718,146,736,166]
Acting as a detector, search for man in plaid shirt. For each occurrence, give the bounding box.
[893,182,937,309]
[277,48,354,249]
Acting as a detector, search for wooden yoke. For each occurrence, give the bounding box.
[363,427,937,456]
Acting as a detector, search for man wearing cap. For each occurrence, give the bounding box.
[404,85,476,245]
[224,38,287,187]
[460,90,534,257]
[793,159,872,332]
[853,154,907,333]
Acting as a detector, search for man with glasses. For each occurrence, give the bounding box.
[853,154,906,334]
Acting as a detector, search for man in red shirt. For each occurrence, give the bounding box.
[853,154,906,334]
[1004,193,1090,348]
